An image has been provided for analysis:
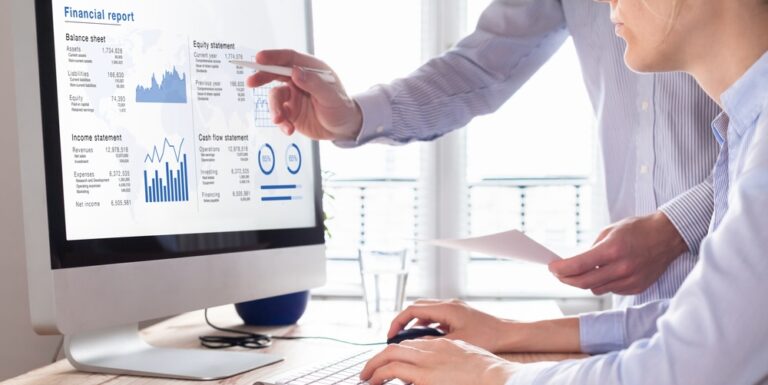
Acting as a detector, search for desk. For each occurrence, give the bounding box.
[3,300,586,385]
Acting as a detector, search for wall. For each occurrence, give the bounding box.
[0,0,62,380]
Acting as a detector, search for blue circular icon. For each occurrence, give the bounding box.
[258,144,275,175]
[286,143,302,175]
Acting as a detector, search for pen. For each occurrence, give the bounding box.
[229,60,336,83]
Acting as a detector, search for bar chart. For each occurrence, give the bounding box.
[143,138,189,203]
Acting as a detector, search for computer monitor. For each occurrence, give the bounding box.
[13,0,325,380]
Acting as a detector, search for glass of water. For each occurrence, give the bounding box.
[357,247,409,328]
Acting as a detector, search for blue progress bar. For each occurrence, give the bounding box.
[262,196,292,201]
[260,185,298,190]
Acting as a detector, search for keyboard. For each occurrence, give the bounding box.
[254,349,405,385]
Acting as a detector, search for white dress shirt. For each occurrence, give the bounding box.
[506,50,768,385]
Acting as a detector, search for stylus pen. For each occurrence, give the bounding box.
[230,60,336,83]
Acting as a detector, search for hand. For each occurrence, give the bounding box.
[387,299,506,353]
[549,211,688,295]
[359,339,522,385]
[246,49,363,141]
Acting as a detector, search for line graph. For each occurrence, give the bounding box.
[253,84,274,128]
[144,138,185,163]
[136,67,187,104]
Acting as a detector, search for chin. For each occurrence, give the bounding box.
[623,49,674,74]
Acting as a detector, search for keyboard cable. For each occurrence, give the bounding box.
[199,308,386,349]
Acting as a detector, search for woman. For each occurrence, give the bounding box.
[360,0,768,384]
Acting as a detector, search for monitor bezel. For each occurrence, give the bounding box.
[33,0,325,270]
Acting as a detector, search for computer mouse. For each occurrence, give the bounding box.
[386,326,446,344]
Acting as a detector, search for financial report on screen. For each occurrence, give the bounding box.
[52,1,316,240]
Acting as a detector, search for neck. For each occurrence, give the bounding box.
[685,5,768,108]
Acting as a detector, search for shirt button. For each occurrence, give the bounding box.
[639,165,649,174]
[641,101,649,111]
[376,126,384,133]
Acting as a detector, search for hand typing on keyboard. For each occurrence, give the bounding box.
[258,338,525,385]
[359,339,524,385]
[256,350,405,385]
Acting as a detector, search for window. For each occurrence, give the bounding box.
[312,0,426,296]
[313,0,605,302]
[464,0,600,298]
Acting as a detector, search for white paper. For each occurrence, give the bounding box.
[421,230,562,265]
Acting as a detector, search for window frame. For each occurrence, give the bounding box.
[315,0,603,303]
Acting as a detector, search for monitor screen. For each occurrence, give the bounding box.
[35,0,324,269]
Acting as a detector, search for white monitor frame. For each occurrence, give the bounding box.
[12,0,326,379]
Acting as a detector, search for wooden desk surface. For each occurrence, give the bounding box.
[3,299,585,385]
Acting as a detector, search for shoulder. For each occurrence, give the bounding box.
[740,101,768,178]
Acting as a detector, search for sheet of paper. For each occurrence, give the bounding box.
[421,230,562,265]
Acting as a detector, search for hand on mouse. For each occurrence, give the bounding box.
[360,338,523,385]
[387,299,508,353]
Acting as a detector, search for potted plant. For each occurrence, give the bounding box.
[235,172,334,325]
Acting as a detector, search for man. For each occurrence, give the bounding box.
[249,0,718,354]
[359,0,768,382]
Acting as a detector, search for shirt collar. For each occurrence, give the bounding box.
[720,51,768,137]
[711,112,729,146]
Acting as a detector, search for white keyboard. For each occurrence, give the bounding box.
[255,349,405,385]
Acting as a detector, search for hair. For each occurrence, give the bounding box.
[640,0,685,38]
[657,0,768,33]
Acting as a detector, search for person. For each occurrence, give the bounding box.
[248,0,718,356]
[251,1,719,303]
[357,0,768,383]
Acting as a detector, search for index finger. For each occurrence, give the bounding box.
[256,49,330,70]
[548,247,613,277]
[246,71,291,89]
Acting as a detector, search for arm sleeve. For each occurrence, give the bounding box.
[578,300,670,354]
[659,176,714,256]
[334,0,568,148]
[507,158,768,384]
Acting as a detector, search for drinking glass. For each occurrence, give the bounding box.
[357,248,409,328]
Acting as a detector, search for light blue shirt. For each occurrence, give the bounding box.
[507,51,768,385]
[339,0,719,352]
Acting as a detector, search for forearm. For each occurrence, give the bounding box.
[496,317,581,353]
[508,170,768,385]
[579,299,669,354]
[648,211,689,261]
[338,0,567,147]
[496,298,669,355]
[658,177,714,256]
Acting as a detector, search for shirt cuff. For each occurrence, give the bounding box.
[504,362,560,385]
[332,86,394,148]
[578,309,626,354]
[658,179,714,256]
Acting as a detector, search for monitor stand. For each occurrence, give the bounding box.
[64,324,282,380]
